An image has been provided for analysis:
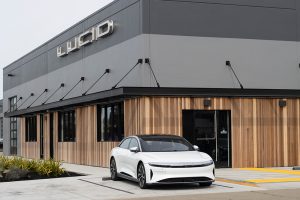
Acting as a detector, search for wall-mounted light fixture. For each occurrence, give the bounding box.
[7,73,15,77]
[279,100,287,107]
[204,99,212,107]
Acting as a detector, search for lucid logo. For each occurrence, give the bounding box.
[57,20,114,57]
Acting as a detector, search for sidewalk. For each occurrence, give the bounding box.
[216,167,300,184]
[62,163,109,177]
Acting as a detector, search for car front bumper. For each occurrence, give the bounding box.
[144,163,215,184]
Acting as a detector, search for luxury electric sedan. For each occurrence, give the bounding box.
[110,135,215,189]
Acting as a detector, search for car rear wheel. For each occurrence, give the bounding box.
[110,158,118,181]
[137,163,147,189]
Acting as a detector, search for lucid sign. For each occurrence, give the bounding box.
[57,20,114,57]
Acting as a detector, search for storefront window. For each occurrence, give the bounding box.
[58,110,76,142]
[9,96,18,155]
[25,116,37,142]
[97,102,124,142]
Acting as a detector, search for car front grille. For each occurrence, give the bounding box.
[158,177,213,183]
[149,160,214,168]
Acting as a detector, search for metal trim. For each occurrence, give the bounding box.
[5,87,300,117]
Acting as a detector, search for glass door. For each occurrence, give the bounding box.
[183,110,231,168]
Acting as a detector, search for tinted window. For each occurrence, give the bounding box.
[119,138,131,149]
[139,136,194,152]
[129,138,139,149]
[58,110,76,142]
[97,102,124,142]
[25,116,37,142]
[9,96,18,155]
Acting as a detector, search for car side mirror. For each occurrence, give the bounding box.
[193,145,199,151]
[130,147,139,153]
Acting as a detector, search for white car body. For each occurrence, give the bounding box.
[110,135,215,188]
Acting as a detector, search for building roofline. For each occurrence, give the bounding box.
[3,0,121,71]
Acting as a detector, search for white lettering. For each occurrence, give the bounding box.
[96,20,114,39]
[57,20,114,58]
[57,46,67,57]
[67,37,79,53]
[78,28,96,47]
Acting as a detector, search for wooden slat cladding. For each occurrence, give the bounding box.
[20,96,300,168]
[20,107,119,167]
[54,107,118,167]
[124,97,300,168]
[20,116,40,159]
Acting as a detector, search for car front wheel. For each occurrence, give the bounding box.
[137,163,147,189]
[199,182,213,187]
[110,158,118,181]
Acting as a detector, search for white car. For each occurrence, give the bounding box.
[110,135,215,189]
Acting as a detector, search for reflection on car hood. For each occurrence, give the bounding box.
[139,151,212,164]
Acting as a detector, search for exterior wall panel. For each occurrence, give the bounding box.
[149,0,297,41]
[124,97,300,168]
[20,107,119,167]
[18,97,300,168]
[4,0,143,91]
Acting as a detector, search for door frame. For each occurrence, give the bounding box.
[49,113,54,159]
[182,110,232,168]
[40,114,44,159]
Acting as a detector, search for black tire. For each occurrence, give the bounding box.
[110,158,118,181]
[199,182,213,187]
[137,163,148,189]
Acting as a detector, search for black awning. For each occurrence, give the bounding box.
[5,87,300,117]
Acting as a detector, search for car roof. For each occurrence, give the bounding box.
[136,134,182,139]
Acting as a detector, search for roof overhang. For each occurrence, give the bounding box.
[4,87,300,117]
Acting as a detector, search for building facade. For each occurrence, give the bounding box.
[0,99,3,151]
[3,0,300,168]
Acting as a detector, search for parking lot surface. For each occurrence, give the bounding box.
[0,163,299,200]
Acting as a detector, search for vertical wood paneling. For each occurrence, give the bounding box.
[50,106,119,167]
[124,97,300,168]
[20,97,300,168]
[20,116,40,159]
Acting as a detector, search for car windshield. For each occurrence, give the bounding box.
[139,136,194,152]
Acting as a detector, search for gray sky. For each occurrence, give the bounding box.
[0,0,113,99]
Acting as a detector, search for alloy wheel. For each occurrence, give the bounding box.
[110,158,118,181]
[137,163,147,189]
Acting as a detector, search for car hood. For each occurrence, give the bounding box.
[139,151,213,165]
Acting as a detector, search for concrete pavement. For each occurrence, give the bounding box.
[0,163,300,199]
[121,189,300,200]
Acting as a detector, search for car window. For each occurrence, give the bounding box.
[139,136,194,152]
[119,138,131,149]
[129,138,139,149]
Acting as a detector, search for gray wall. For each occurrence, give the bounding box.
[4,0,300,91]
[0,99,3,140]
[3,0,142,91]
[3,0,300,155]
[147,0,297,40]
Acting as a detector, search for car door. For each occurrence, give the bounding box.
[126,138,141,178]
[116,138,131,173]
